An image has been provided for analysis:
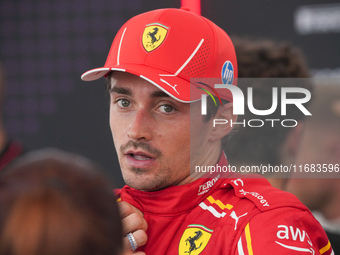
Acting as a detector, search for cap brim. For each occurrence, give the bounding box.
[82,64,233,103]
[81,68,114,81]
[82,64,204,103]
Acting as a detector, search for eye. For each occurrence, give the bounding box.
[116,99,131,107]
[159,104,174,113]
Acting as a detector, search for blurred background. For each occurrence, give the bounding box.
[1,0,340,186]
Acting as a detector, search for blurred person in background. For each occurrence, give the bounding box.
[287,84,340,254]
[0,148,124,255]
[0,61,24,171]
[226,37,312,190]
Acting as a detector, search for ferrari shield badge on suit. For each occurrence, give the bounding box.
[179,224,213,255]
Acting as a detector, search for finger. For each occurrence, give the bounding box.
[119,201,144,218]
[122,212,148,235]
[123,251,146,255]
[123,229,148,251]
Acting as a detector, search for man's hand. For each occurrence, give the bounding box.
[119,201,148,254]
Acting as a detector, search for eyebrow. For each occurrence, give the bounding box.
[110,86,170,98]
[151,91,170,98]
[109,86,132,96]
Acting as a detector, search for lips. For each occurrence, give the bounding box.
[127,151,152,160]
[124,150,156,168]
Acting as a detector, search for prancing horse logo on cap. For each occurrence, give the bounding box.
[142,23,168,52]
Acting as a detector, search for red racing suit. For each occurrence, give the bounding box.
[116,154,333,255]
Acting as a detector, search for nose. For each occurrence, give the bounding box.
[127,109,152,141]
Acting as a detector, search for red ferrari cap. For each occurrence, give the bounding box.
[81,8,238,102]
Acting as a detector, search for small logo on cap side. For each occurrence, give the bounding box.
[142,23,168,52]
[221,61,234,85]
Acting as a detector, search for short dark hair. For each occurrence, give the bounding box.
[226,37,312,167]
[232,37,310,78]
[106,72,113,92]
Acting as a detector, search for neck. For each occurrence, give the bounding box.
[177,145,222,186]
[321,192,340,221]
[267,178,290,190]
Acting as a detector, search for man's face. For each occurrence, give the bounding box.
[109,72,212,191]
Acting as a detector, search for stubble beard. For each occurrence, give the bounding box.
[122,164,173,192]
[119,140,172,191]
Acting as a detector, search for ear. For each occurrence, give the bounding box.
[280,122,304,164]
[209,103,237,142]
[326,136,340,160]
